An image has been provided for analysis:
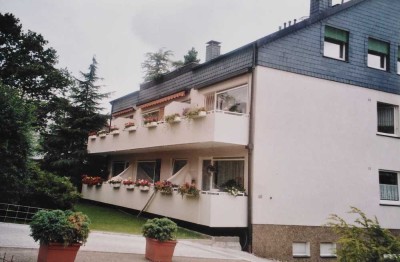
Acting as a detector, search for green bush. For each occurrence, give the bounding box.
[327,207,400,262]
[30,210,90,246]
[142,217,177,242]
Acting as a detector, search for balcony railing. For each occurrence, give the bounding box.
[380,184,399,201]
[88,110,249,154]
[81,184,248,228]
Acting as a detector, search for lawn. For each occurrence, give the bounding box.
[74,201,206,239]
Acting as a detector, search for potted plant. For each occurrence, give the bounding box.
[110,126,120,135]
[136,179,151,191]
[109,178,122,189]
[30,209,90,262]
[144,117,158,128]
[164,113,181,124]
[142,217,177,262]
[221,179,245,196]
[154,180,175,195]
[124,122,136,132]
[123,178,135,190]
[81,175,103,187]
[182,107,206,119]
[178,182,200,198]
[88,131,97,140]
[97,130,107,138]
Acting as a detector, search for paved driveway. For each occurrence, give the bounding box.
[0,222,273,262]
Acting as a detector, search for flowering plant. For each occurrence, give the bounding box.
[178,182,200,197]
[88,131,97,136]
[164,113,180,123]
[123,178,135,185]
[221,179,245,196]
[182,107,206,119]
[108,178,122,184]
[154,180,176,194]
[124,122,135,128]
[82,175,103,186]
[97,130,107,135]
[144,117,158,125]
[135,179,151,187]
[110,126,119,131]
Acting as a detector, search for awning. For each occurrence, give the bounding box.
[112,107,135,117]
[139,91,186,109]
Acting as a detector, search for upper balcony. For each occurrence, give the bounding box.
[87,110,249,155]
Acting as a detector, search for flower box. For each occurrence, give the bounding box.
[192,111,206,118]
[111,130,120,135]
[125,184,135,190]
[99,133,106,138]
[140,186,150,192]
[126,126,137,132]
[89,135,96,140]
[113,183,121,189]
[145,122,158,128]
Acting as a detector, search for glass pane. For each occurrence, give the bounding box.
[137,161,160,183]
[377,103,395,134]
[214,160,244,189]
[397,60,400,74]
[324,40,346,60]
[379,171,399,201]
[172,160,187,175]
[112,162,126,176]
[202,160,211,191]
[142,111,159,124]
[368,53,386,70]
[216,86,248,113]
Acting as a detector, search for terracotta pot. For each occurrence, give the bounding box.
[37,243,81,262]
[145,238,177,262]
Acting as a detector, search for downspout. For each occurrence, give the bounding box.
[247,42,257,253]
[109,103,114,132]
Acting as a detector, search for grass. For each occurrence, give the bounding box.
[74,201,206,239]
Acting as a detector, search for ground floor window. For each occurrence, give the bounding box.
[380,170,399,204]
[201,158,245,191]
[172,159,187,176]
[112,161,129,176]
[136,160,161,183]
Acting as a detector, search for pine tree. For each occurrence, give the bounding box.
[183,47,200,64]
[142,48,173,81]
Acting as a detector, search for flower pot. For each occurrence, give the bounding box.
[192,111,207,119]
[96,183,102,188]
[140,186,150,192]
[126,126,136,132]
[37,243,81,262]
[111,130,119,135]
[99,133,106,138]
[145,238,176,262]
[89,135,96,140]
[145,122,158,128]
[185,193,198,198]
[125,184,135,190]
[172,116,181,123]
[112,183,121,189]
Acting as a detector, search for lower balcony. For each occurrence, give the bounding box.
[81,184,248,228]
[87,110,249,154]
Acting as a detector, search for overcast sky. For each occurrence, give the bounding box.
[0,0,343,111]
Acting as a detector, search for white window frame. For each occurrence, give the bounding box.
[379,170,400,206]
[320,243,337,258]
[367,38,390,71]
[215,85,249,114]
[377,102,399,137]
[292,242,310,258]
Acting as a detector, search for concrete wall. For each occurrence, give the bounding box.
[252,66,400,228]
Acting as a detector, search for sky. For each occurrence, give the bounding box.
[0,0,342,112]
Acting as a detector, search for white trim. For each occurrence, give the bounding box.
[215,84,249,114]
[292,242,310,257]
[379,170,400,205]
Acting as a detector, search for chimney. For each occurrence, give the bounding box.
[205,40,221,62]
[310,0,332,17]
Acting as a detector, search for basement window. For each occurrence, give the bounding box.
[324,26,349,61]
[293,242,310,257]
[368,38,390,71]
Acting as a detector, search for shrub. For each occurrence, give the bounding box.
[142,218,177,242]
[327,207,400,261]
[177,183,200,197]
[30,210,90,246]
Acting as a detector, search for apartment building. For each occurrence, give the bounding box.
[82,0,400,260]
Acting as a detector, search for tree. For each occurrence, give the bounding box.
[0,13,71,130]
[183,47,200,65]
[41,57,109,183]
[0,83,34,203]
[327,207,400,261]
[142,48,173,81]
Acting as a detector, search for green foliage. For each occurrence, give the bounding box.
[21,163,80,209]
[30,210,90,246]
[142,48,173,81]
[183,47,200,65]
[142,218,178,242]
[0,83,34,203]
[327,207,400,262]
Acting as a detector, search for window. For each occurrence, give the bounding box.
[377,102,398,135]
[324,26,349,61]
[320,243,337,257]
[379,171,399,204]
[136,160,161,183]
[216,85,248,114]
[201,158,245,191]
[368,38,390,71]
[142,109,162,125]
[112,161,128,176]
[293,242,310,257]
[172,159,187,176]
[397,46,400,74]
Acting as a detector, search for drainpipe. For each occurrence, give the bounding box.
[109,103,114,132]
[246,42,257,253]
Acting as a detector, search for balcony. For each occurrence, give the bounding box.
[81,184,248,228]
[87,110,249,154]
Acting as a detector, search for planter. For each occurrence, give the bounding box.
[37,243,81,262]
[185,193,198,198]
[145,238,176,262]
[192,111,207,119]
[96,183,102,188]
[99,133,106,138]
[145,122,158,128]
[111,130,119,135]
[112,183,121,189]
[170,116,181,123]
[126,126,136,132]
[140,186,150,192]
[160,191,172,195]
[125,184,135,190]
[89,135,96,140]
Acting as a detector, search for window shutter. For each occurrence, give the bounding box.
[325,26,348,43]
[368,38,389,55]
